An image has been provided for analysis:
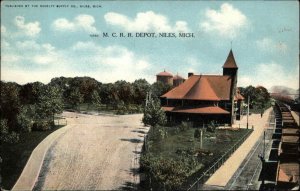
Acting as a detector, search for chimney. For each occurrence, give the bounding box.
[188,72,194,78]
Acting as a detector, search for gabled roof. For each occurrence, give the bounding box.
[185,77,220,101]
[223,49,238,69]
[161,75,199,99]
[156,70,173,77]
[161,75,232,100]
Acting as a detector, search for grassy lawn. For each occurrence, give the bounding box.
[149,127,251,166]
[0,125,63,190]
[142,126,252,189]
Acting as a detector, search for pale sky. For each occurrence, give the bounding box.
[1,0,299,90]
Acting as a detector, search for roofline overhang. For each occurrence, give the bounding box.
[160,97,230,101]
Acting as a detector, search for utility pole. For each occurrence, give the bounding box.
[145,92,149,106]
[263,131,265,160]
[262,131,266,187]
[247,95,250,129]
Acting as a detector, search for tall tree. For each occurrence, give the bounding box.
[16,105,36,132]
[142,97,167,127]
[151,81,173,99]
[115,80,134,104]
[0,81,21,130]
[19,82,44,105]
[99,83,119,106]
[254,86,270,110]
[240,85,270,111]
[69,88,83,111]
[69,77,100,103]
[133,79,151,105]
[35,85,63,124]
[0,119,19,144]
[91,90,102,112]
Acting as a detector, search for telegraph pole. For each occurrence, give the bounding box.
[247,95,250,129]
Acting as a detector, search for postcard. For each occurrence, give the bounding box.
[1,1,299,190]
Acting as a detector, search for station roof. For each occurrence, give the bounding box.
[161,75,232,101]
[162,106,230,114]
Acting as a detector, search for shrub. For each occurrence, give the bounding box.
[0,119,19,144]
[142,98,166,127]
[17,106,34,132]
[4,131,20,144]
[140,154,190,190]
[157,127,167,140]
[179,121,192,132]
[207,121,216,133]
[148,126,167,141]
[32,121,52,131]
[116,109,126,115]
[194,129,201,139]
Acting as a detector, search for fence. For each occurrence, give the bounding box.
[185,129,253,191]
[54,118,67,126]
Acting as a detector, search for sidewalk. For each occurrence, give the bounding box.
[204,107,273,187]
[12,124,72,191]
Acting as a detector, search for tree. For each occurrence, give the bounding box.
[241,85,256,107]
[142,97,166,127]
[0,119,19,144]
[17,105,36,132]
[240,85,270,112]
[19,82,44,105]
[133,79,151,105]
[69,77,100,103]
[254,86,270,110]
[115,80,134,104]
[91,90,102,112]
[151,81,173,99]
[99,83,119,106]
[69,88,83,111]
[35,85,63,125]
[0,81,21,131]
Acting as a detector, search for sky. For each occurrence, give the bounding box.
[1,0,299,90]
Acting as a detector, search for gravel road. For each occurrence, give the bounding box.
[16,112,148,190]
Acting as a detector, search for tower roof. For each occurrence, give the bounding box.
[173,74,184,80]
[223,49,238,69]
[156,70,173,77]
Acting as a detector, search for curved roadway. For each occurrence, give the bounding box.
[13,112,148,190]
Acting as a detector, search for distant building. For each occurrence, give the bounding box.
[156,70,185,86]
[160,50,244,125]
[156,70,173,85]
[235,88,244,120]
[173,74,185,87]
